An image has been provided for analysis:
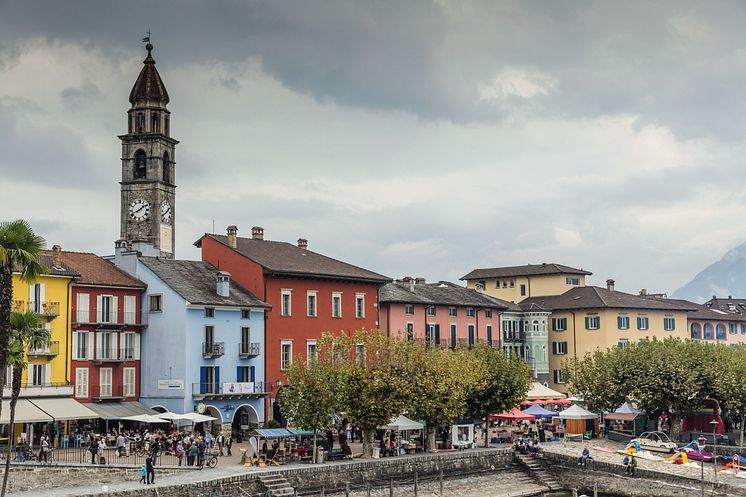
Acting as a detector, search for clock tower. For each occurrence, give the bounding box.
[119,42,177,258]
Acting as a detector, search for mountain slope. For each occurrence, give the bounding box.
[673,242,746,303]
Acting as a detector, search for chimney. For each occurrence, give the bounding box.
[217,271,230,298]
[729,295,733,299]
[415,277,426,285]
[606,279,615,292]
[639,288,647,296]
[52,245,62,267]
[401,276,414,292]
[297,238,308,250]
[251,226,264,240]
[226,225,238,248]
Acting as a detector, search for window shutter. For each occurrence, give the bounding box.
[44,364,51,385]
[133,333,140,360]
[78,293,90,323]
[250,366,255,383]
[551,318,556,331]
[111,296,119,323]
[434,325,440,345]
[671,319,675,331]
[215,367,220,387]
[199,367,206,394]
[72,332,79,360]
[584,317,590,329]
[95,332,103,360]
[39,284,45,306]
[86,333,93,360]
[28,284,35,309]
[96,296,103,323]
[237,366,242,383]
[124,296,135,324]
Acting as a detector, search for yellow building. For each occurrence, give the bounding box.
[461,263,592,303]
[520,281,695,392]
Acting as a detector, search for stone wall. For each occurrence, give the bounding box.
[541,451,744,497]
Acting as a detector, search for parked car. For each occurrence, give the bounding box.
[632,431,678,453]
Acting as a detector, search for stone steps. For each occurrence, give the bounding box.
[516,453,563,492]
[258,472,295,497]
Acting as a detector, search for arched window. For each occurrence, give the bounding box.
[134,149,147,179]
[136,113,144,133]
[690,323,701,340]
[532,320,539,332]
[164,115,170,136]
[716,323,726,340]
[162,152,170,183]
[703,323,714,340]
[152,112,159,133]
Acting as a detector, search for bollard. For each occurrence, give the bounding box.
[439,468,444,496]
[572,489,577,497]
[414,470,418,496]
[593,482,598,497]
[390,477,394,497]
[346,482,350,497]
[367,481,371,497]
[294,489,298,497]
[321,485,325,497]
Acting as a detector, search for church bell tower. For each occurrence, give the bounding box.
[119,42,177,258]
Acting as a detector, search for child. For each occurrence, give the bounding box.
[139,464,147,484]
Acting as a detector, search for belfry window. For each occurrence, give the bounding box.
[136,113,144,133]
[162,152,170,183]
[134,149,147,179]
[164,115,169,136]
[152,113,159,133]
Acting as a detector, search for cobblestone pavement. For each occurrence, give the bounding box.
[541,439,746,489]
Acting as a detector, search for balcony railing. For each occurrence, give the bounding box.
[94,348,135,362]
[75,311,140,325]
[14,301,60,318]
[192,381,265,398]
[92,384,131,401]
[202,342,225,358]
[4,381,73,397]
[27,341,60,358]
[238,342,261,358]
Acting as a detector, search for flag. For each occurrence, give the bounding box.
[142,36,150,43]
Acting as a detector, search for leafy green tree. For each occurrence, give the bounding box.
[713,345,746,446]
[2,311,49,496]
[465,345,531,447]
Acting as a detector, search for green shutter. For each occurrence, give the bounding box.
[584,317,590,329]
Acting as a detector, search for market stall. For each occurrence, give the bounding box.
[558,404,599,439]
[605,401,646,438]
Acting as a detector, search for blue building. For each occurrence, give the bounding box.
[109,242,269,434]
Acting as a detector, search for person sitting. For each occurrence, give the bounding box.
[578,446,590,466]
[341,440,353,460]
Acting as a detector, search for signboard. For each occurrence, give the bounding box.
[157,379,184,390]
[223,382,256,394]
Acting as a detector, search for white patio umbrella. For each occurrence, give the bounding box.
[156,411,186,421]
[179,412,218,423]
[123,414,171,424]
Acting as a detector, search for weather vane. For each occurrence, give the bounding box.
[142,29,152,44]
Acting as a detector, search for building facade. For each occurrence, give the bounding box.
[196,226,390,423]
[109,243,269,433]
[379,278,506,347]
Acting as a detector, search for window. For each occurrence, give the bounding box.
[664,317,676,331]
[618,339,629,350]
[566,277,580,285]
[134,149,147,179]
[136,113,144,133]
[240,327,251,351]
[552,341,568,355]
[76,293,90,323]
[123,368,136,397]
[486,325,493,346]
[241,309,251,319]
[356,294,365,318]
[75,368,88,398]
[450,324,457,349]
[237,366,252,383]
[636,316,649,330]
[162,151,170,183]
[31,364,48,386]
[468,325,475,347]
[205,307,215,318]
[28,283,44,313]
[742,323,746,335]
[520,284,526,297]
[199,366,219,394]
[466,308,475,317]
[553,369,566,384]
[551,318,567,331]
[729,323,737,335]
[716,323,726,340]
[149,295,162,312]
[204,325,215,346]
[281,341,292,370]
[448,307,457,317]
[704,323,714,340]
[426,306,436,316]
[307,341,317,365]
[164,115,170,136]
[617,316,630,330]
[509,279,515,288]
[73,331,91,360]
[332,293,342,318]
[124,295,136,324]
[99,368,112,397]
[355,344,366,366]
[690,323,702,339]
[97,332,114,360]
[406,323,414,342]
[281,290,292,316]
[98,295,115,323]
[404,304,414,315]
[152,112,160,133]
[307,291,317,317]
[485,309,493,318]
[425,324,434,345]
[121,332,137,360]
[585,315,600,330]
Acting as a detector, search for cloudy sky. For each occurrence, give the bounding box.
[2,0,746,295]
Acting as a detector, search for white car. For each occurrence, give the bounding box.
[631,431,678,453]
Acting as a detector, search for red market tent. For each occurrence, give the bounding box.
[490,407,536,421]
[519,400,535,406]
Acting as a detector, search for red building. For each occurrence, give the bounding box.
[195,226,390,422]
[58,251,146,412]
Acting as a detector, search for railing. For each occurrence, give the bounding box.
[15,301,60,318]
[202,342,225,358]
[91,384,130,400]
[238,342,261,358]
[502,331,524,342]
[192,381,265,397]
[27,341,60,358]
[76,311,139,325]
[119,347,136,360]
[94,348,122,362]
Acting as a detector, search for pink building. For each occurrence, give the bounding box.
[379,278,510,347]
[691,297,746,345]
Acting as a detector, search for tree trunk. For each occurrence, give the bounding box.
[362,428,373,458]
[669,413,681,443]
[1,366,21,497]
[484,417,489,448]
[312,430,318,464]
[0,265,12,427]
[426,426,436,452]
[740,410,745,448]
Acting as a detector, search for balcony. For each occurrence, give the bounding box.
[192,381,265,400]
[238,342,261,358]
[92,384,129,401]
[202,342,225,358]
[74,311,141,327]
[5,381,73,398]
[27,341,60,359]
[15,301,60,318]
[93,348,134,363]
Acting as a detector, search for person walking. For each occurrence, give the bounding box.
[89,437,98,464]
[98,437,107,464]
[116,433,126,457]
[216,432,225,456]
[197,437,206,468]
[138,464,147,484]
[187,442,197,466]
[176,441,184,466]
[225,433,233,456]
[39,436,49,463]
[145,454,155,484]
[204,431,212,449]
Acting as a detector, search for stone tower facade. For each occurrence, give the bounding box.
[119,43,178,258]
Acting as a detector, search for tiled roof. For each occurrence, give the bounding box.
[705,297,746,316]
[43,250,144,288]
[129,49,169,105]
[379,281,512,310]
[640,296,743,321]
[139,257,268,308]
[17,254,79,278]
[461,263,592,280]
[519,286,697,312]
[197,234,390,283]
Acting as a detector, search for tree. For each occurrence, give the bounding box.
[713,345,746,446]
[279,340,340,464]
[465,345,531,447]
[2,311,49,496]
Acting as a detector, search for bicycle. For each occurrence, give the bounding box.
[199,450,218,469]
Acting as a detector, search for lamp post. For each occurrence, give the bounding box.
[710,419,719,486]
[698,435,706,497]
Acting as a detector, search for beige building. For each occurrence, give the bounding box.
[461,263,592,303]
[520,280,694,392]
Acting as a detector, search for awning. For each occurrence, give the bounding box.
[380,415,425,431]
[490,407,536,421]
[251,428,293,438]
[526,382,566,400]
[0,400,53,424]
[85,402,159,420]
[28,398,98,421]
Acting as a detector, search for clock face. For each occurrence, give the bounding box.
[161,200,172,224]
[129,199,150,221]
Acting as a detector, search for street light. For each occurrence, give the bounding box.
[697,435,707,497]
[710,419,719,486]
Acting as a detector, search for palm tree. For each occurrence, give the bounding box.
[1,311,49,497]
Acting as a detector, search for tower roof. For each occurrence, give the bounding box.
[128,44,170,105]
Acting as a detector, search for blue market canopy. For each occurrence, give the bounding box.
[251,428,293,438]
[523,403,558,418]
